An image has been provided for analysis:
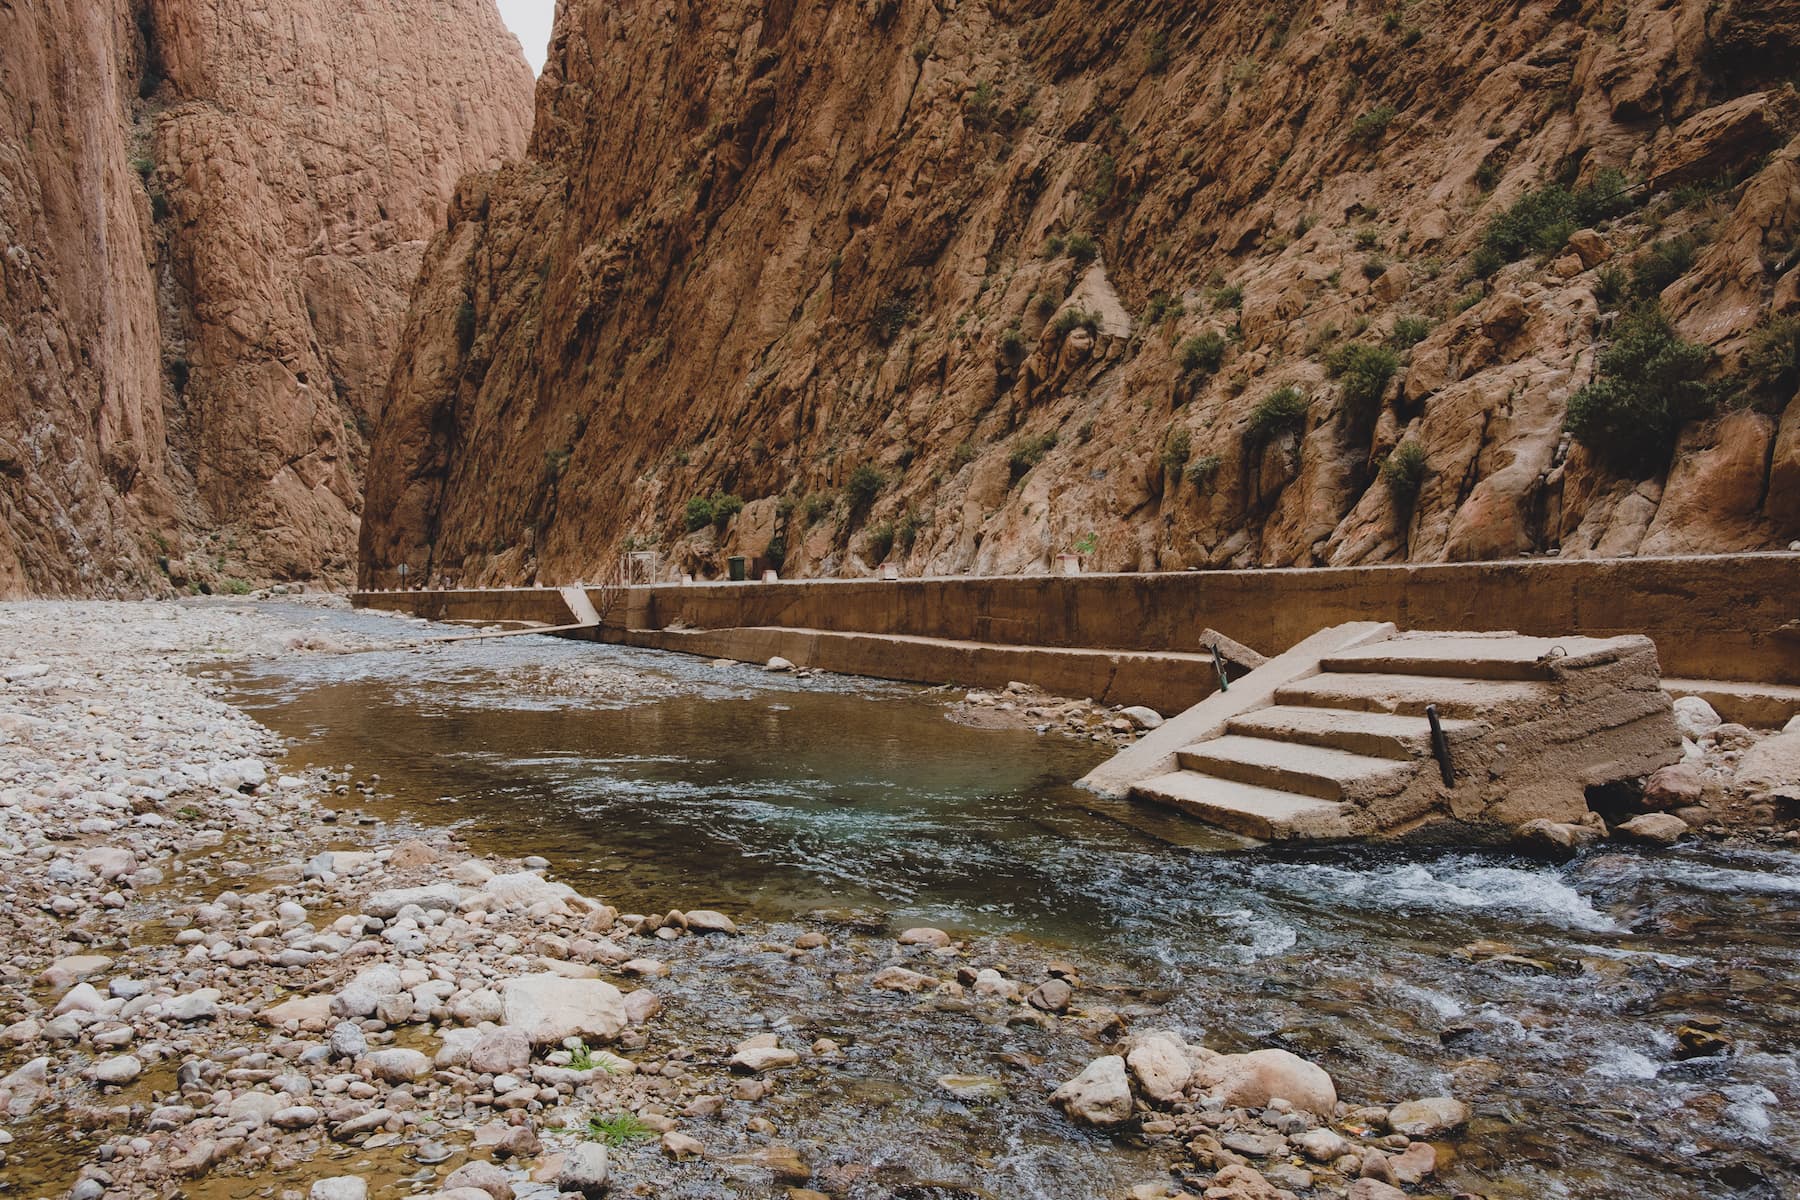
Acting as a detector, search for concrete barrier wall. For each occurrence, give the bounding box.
[356,589,572,626]
[353,552,1800,687]
[624,554,1800,685]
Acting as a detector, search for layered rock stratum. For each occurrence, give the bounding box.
[0,0,533,597]
[361,0,1800,587]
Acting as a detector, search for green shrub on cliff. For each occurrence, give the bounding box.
[1565,306,1714,475]
[1326,343,1401,415]
[1008,432,1058,483]
[1247,386,1309,444]
[684,496,715,532]
[1179,332,1227,375]
[846,464,885,517]
[1380,441,1429,506]
[1472,169,1637,277]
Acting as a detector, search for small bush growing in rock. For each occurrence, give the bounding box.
[864,520,897,562]
[1380,441,1429,505]
[1389,315,1432,348]
[711,493,745,532]
[1630,235,1698,300]
[846,464,885,516]
[1326,343,1402,414]
[802,493,834,526]
[1473,169,1637,276]
[1051,308,1099,338]
[1009,432,1059,482]
[1210,282,1244,309]
[1736,313,1800,411]
[1146,29,1171,73]
[1160,427,1192,474]
[1186,453,1223,490]
[1349,103,1398,146]
[763,533,787,570]
[999,326,1026,361]
[684,496,716,532]
[1066,232,1099,264]
[1179,332,1227,375]
[1565,306,1715,475]
[965,80,1000,130]
[1247,386,1310,444]
[872,294,913,341]
[1144,292,1185,324]
[222,578,252,595]
[454,300,477,350]
[1042,236,1066,259]
[897,509,925,552]
[1593,264,1629,309]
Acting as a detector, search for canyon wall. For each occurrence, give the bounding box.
[0,0,534,597]
[361,0,1800,589]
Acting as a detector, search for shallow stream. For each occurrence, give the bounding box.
[219,602,1800,1199]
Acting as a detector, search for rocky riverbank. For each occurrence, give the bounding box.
[2,598,1777,1200]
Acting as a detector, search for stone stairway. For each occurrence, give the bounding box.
[1095,628,1682,843]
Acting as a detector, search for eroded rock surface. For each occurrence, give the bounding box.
[0,0,533,597]
[362,0,1800,588]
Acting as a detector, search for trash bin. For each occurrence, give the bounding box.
[727,556,748,581]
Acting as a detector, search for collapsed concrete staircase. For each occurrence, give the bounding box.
[1082,624,1682,842]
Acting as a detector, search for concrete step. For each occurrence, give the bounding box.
[1132,771,1351,840]
[1227,705,1479,760]
[1176,734,1413,801]
[1664,678,1800,730]
[1320,634,1628,681]
[1274,672,1548,720]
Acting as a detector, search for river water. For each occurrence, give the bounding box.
[220,602,1800,1199]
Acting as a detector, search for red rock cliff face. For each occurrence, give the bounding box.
[361,0,1800,589]
[0,0,533,597]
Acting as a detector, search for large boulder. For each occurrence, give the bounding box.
[1735,731,1800,798]
[1050,1055,1133,1127]
[557,1143,609,1197]
[1125,1032,1192,1104]
[498,974,625,1046]
[483,872,581,913]
[1192,1048,1336,1117]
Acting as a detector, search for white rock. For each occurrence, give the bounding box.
[310,1179,367,1200]
[1617,812,1689,845]
[557,1143,609,1197]
[1126,1032,1192,1104]
[498,974,626,1046]
[1296,1127,1354,1162]
[1387,1096,1470,1137]
[764,656,795,672]
[730,1045,799,1072]
[482,872,578,912]
[1051,1055,1133,1126]
[683,909,737,935]
[1192,1048,1337,1117]
[1672,695,1722,740]
[159,989,221,1022]
[363,1047,431,1082]
[1119,705,1164,730]
[87,1054,143,1085]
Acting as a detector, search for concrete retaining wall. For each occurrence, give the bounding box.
[618,553,1800,685]
[352,554,1800,706]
